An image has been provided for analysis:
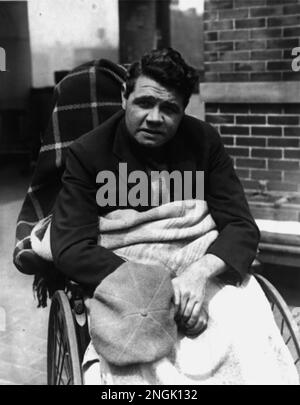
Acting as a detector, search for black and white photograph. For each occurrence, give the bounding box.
[0,0,300,387]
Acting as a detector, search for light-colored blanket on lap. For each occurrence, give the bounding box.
[84,274,298,385]
[31,199,299,384]
[97,200,218,275]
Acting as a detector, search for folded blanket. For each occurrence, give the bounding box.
[98,199,218,275]
[31,200,218,274]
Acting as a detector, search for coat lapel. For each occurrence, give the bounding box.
[112,117,146,173]
[168,120,197,174]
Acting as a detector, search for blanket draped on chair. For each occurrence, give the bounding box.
[13,59,126,307]
[30,199,299,385]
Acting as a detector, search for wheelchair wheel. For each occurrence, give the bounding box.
[47,290,83,385]
[255,273,300,374]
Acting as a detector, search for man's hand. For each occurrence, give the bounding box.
[172,254,227,336]
[172,261,209,336]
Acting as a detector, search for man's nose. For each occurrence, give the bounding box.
[146,107,163,124]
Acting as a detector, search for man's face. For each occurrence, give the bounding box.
[122,75,185,148]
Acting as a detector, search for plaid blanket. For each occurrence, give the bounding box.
[13,59,127,306]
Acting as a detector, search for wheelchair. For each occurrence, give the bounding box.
[46,263,300,385]
[47,282,89,385]
[13,58,300,385]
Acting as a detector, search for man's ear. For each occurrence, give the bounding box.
[121,83,127,110]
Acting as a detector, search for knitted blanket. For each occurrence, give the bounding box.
[30,200,299,385]
[98,199,218,276]
[30,199,218,267]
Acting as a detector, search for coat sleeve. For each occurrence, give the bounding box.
[50,142,125,288]
[204,125,260,282]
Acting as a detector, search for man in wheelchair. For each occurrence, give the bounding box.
[26,48,299,384]
[51,48,260,332]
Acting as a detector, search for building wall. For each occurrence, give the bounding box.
[0,1,32,156]
[205,102,300,194]
[119,0,156,64]
[204,0,300,82]
[171,6,204,70]
[0,1,31,109]
[202,0,300,200]
[27,0,119,88]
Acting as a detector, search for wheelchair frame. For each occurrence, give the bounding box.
[47,272,300,385]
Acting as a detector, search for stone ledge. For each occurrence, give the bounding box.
[255,218,300,268]
[249,201,300,222]
[258,244,300,268]
[199,82,300,104]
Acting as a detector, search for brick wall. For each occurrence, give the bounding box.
[205,103,300,194]
[203,0,300,200]
[204,0,300,82]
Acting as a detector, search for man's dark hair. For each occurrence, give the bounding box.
[123,48,199,107]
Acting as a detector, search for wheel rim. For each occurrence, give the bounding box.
[47,291,83,385]
[255,274,300,374]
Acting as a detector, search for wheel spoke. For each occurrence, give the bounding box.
[285,335,292,345]
[280,318,285,335]
[55,319,66,385]
[55,338,69,384]
[65,353,72,381]
[63,359,72,385]
[57,328,73,385]
[55,333,62,362]
[56,344,67,385]
[55,332,63,382]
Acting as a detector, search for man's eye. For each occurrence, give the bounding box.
[162,106,177,114]
[137,100,153,108]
